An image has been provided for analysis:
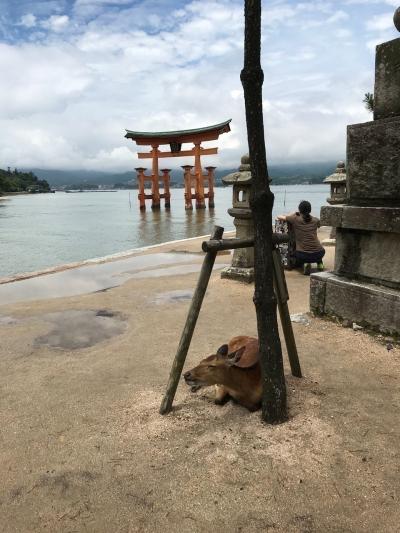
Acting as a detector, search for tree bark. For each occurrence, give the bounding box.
[241,0,288,423]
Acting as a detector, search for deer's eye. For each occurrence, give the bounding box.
[207,365,216,369]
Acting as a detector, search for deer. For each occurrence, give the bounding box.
[183,336,262,411]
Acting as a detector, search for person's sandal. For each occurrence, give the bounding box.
[303,263,311,276]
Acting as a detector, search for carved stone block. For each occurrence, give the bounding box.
[320,205,343,228]
[374,38,400,120]
[347,116,400,206]
[321,205,400,233]
[334,228,400,288]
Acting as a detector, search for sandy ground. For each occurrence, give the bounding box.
[0,228,399,532]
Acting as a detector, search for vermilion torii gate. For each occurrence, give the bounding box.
[124,119,231,210]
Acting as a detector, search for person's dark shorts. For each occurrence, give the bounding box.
[295,248,325,266]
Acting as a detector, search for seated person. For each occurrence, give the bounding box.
[277,200,325,275]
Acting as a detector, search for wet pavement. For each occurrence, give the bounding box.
[0,252,213,306]
[152,289,194,305]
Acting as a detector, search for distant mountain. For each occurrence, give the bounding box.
[268,161,339,185]
[29,161,339,188]
[30,169,134,187]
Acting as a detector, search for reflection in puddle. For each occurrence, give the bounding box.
[0,315,18,325]
[153,289,194,305]
[0,253,227,306]
[132,263,226,279]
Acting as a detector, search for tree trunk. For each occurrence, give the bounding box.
[240,0,287,423]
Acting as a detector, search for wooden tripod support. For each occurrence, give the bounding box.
[159,225,302,415]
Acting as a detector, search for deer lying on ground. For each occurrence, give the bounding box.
[183,336,262,411]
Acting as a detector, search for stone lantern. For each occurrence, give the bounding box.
[220,154,254,283]
[322,161,347,244]
[323,161,347,205]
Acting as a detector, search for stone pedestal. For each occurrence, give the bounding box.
[221,212,254,282]
[220,155,255,283]
[310,14,400,335]
[310,272,400,334]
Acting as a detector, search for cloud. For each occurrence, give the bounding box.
[344,0,398,6]
[0,43,91,117]
[41,14,69,32]
[366,11,395,30]
[327,10,349,23]
[19,14,37,28]
[75,0,133,4]
[263,5,297,26]
[0,0,393,171]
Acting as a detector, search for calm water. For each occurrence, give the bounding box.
[0,185,328,278]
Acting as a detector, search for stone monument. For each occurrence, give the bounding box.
[221,155,254,283]
[310,8,400,335]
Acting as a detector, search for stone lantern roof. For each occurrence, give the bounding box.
[323,161,347,184]
[222,155,252,184]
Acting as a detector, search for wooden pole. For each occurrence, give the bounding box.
[135,167,146,210]
[205,166,216,208]
[151,144,160,209]
[241,0,287,423]
[201,234,289,253]
[182,165,193,210]
[161,168,171,209]
[272,248,302,378]
[194,143,205,209]
[160,225,225,415]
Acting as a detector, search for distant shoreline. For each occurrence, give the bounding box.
[1,183,328,196]
[65,189,117,193]
[0,191,54,197]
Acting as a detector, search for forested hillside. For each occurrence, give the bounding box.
[0,168,51,194]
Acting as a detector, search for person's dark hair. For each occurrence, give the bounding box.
[298,200,312,223]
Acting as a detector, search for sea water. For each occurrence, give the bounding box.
[0,185,328,278]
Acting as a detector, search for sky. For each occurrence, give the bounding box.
[0,0,398,172]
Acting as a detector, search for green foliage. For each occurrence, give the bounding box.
[363,92,374,112]
[0,168,51,194]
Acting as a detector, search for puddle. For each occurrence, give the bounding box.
[0,253,203,306]
[35,309,127,350]
[153,289,194,305]
[132,264,225,279]
[0,315,18,325]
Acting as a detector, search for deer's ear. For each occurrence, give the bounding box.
[226,346,246,366]
[216,344,228,357]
